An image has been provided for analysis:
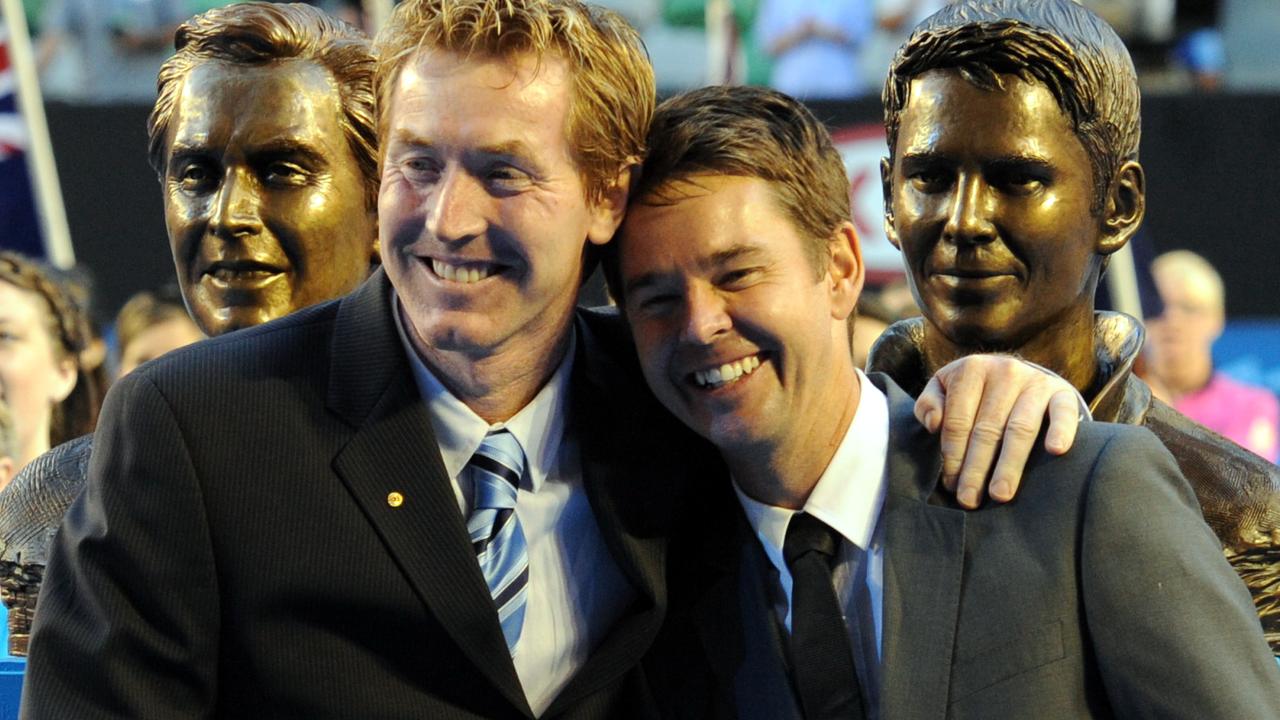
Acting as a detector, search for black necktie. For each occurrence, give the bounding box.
[783,513,867,720]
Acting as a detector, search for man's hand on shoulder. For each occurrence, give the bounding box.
[915,354,1086,509]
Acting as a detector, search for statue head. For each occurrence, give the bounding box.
[147,2,380,337]
[606,85,864,464]
[879,0,1146,373]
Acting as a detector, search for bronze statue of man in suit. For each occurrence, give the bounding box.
[0,1,380,655]
[868,0,1280,650]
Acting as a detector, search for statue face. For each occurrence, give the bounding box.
[162,60,376,337]
[885,69,1105,351]
[378,50,620,370]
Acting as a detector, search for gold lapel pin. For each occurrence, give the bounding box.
[387,491,405,508]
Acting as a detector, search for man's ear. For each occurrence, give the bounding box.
[828,221,865,323]
[587,162,637,246]
[880,157,901,249]
[1097,160,1145,256]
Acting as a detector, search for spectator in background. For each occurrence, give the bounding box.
[861,0,948,95]
[755,0,875,99]
[36,0,191,102]
[1173,0,1225,91]
[1146,250,1279,462]
[0,252,100,473]
[0,400,17,491]
[114,286,203,377]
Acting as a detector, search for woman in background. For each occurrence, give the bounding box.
[0,252,101,472]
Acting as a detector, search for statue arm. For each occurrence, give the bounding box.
[22,370,220,718]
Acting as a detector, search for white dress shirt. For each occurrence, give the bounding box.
[733,369,889,715]
[393,293,633,716]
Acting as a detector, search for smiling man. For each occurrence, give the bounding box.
[616,83,1280,720]
[868,0,1280,649]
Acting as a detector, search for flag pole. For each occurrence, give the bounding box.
[0,0,72,268]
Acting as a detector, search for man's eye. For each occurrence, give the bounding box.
[718,268,759,288]
[633,292,679,313]
[401,157,440,183]
[486,164,531,190]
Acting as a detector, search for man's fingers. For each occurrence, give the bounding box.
[952,378,1023,508]
[914,375,945,434]
[929,367,989,493]
[1044,389,1081,455]
[986,387,1055,502]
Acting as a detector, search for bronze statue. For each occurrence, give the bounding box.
[869,0,1280,650]
[0,2,381,656]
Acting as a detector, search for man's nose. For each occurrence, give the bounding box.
[943,173,996,245]
[680,284,732,345]
[426,167,486,243]
[208,167,264,239]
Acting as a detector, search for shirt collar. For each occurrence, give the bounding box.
[733,369,890,572]
[392,289,575,491]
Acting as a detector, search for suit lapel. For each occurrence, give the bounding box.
[544,310,689,714]
[327,273,531,716]
[870,374,965,720]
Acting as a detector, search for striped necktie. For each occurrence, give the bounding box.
[466,430,529,655]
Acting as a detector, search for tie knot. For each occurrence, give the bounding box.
[470,430,525,510]
[783,513,842,566]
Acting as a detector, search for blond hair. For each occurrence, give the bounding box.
[1152,250,1225,313]
[373,0,654,202]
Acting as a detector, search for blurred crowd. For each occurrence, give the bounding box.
[23,0,362,102]
[16,0,1280,102]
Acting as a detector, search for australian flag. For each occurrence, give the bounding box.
[0,25,45,258]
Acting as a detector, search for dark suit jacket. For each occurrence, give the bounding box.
[22,270,709,719]
[648,373,1280,719]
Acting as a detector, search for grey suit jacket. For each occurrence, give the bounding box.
[22,270,709,719]
[649,373,1280,719]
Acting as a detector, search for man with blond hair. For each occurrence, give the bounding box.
[1146,250,1279,461]
[25,0,1085,716]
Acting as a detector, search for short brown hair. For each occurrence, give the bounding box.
[884,0,1140,214]
[604,84,851,300]
[0,253,101,446]
[372,0,654,203]
[148,2,379,209]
